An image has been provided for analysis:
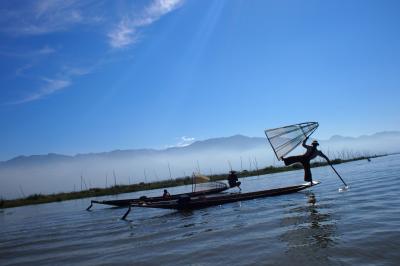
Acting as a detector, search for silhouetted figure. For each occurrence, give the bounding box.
[163,189,171,199]
[228,170,241,191]
[282,138,329,184]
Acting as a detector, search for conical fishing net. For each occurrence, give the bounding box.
[265,122,319,160]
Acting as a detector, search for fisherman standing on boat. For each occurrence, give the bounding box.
[228,170,241,191]
[281,137,329,184]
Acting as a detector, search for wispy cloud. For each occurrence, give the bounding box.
[9,64,93,104]
[0,45,58,86]
[0,0,100,36]
[179,136,195,147]
[0,45,56,58]
[108,0,184,48]
[108,19,138,48]
[166,136,195,148]
[15,64,33,77]
[37,46,56,55]
[1,0,183,44]
[12,78,71,104]
[61,65,93,76]
[1,1,185,104]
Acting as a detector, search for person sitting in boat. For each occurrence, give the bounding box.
[228,170,241,190]
[282,138,330,185]
[163,189,171,199]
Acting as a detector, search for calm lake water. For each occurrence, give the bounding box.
[1,154,399,266]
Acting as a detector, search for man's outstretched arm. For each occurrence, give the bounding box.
[318,151,331,164]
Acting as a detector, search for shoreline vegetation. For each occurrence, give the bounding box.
[0,154,386,209]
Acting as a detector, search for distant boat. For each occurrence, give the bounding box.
[87,181,228,210]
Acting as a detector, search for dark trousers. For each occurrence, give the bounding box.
[283,156,312,182]
[229,180,241,188]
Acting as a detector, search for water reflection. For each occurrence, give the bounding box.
[279,192,337,264]
[306,193,335,248]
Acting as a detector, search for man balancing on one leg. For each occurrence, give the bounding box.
[281,137,329,185]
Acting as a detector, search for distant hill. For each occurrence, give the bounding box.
[320,131,400,156]
[0,134,269,169]
[1,131,399,199]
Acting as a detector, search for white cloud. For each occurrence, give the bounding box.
[165,136,195,148]
[0,1,183,45]
[177,136,196,147]
[0,45,56,58]
[12,78,71,104]
[62,65,93,76]
[1,1,185,104]
[108,19,137,48]
[37,46,56,55]
[0,0,99,36]
[108,0,184,48]
[10,62,96,104]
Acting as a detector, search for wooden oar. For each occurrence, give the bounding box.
[121,205,132,220]
[329,163,348,187]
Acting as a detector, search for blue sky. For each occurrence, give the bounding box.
[0,0,399,161]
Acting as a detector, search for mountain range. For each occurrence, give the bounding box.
[1,131,399,199]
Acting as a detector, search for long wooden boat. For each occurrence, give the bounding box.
[121,181,320,219]
[87,182,228,210]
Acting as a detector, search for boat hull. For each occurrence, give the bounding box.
[132,181,320,210]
